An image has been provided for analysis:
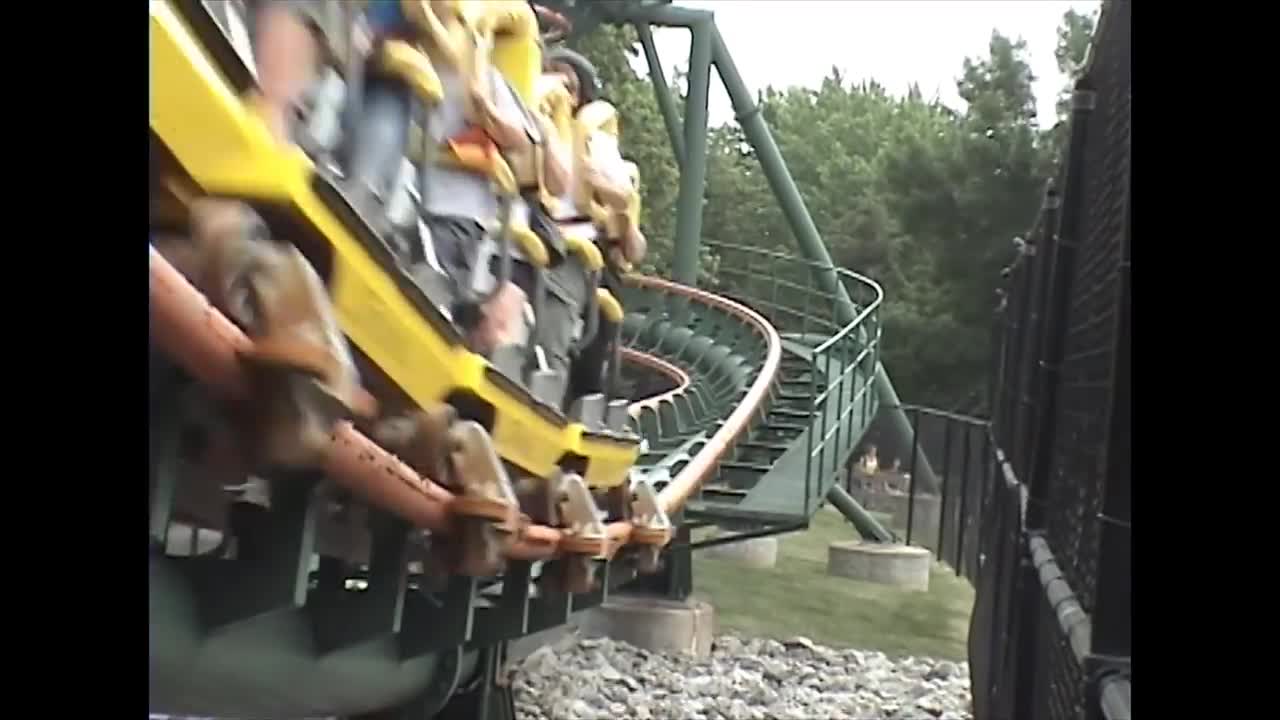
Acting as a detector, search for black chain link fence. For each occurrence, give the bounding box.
[978,1,1130,716]
[864,2,1131,718]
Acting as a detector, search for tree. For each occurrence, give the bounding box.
[1049,8,1100,155]
[1055,8,1099,121]
[573,18,1084,410]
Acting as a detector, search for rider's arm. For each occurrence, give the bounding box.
[418,1,470,66]
[476,70,534,153]
[583,163,632,211]
[537,115,571,197]
[620,220,647,265]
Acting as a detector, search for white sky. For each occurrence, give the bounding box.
[641,0,1101,128]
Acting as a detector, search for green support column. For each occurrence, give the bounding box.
[635,22,686,168]
[827,485,895,543]
[671,16,713,288]
[709,27,940,493]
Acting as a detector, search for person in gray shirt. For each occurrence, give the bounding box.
[346,30,537,355]
[417,64,539,354]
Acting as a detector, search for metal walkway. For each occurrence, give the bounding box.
[623,243,884,531]
[690,342,877,523]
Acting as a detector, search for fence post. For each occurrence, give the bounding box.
[997,271,1021,442]
[905,408,921,545]
[1024,84,1096,530]
[978,471,1010,719]
[1087,139,1132,720]
[956,422,972,575]
[976,429,993,579]
[987,304,1005,442]
[1013,188,1057,483]
[1010,540,1044,719]
[937,419,954,560]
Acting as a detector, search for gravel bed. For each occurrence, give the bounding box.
[510,632,973,720]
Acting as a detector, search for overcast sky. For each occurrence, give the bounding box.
[641,1,1101,128]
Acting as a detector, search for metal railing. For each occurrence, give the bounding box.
[851,405,990,574]
[878,403,1129,720]
[704,241,884,516]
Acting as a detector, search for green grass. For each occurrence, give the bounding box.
[692,507,975,661]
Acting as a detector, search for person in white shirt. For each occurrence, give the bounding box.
[543,49,647,268]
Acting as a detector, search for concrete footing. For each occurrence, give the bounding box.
[575,594,716,658]
[827,541,932,591]
[700,535,779,568]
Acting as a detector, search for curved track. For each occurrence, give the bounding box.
[148,239,884,718]
[620,244,886,526]
[147,3,888,716]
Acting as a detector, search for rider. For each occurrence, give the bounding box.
[544,49,646,269]
[243,1,342,145]
[487,62,576,370]
[503,67,583,395]
[543,47,647,403]
[352,0,537,355]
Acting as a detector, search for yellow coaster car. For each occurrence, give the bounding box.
[149,0,639,490]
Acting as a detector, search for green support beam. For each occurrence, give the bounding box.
[827,485,895,543]
[609,3,713,27]
[554,0,941,488]
[708,27,940,493]
[671,15,713,288]
[635,22,685,168]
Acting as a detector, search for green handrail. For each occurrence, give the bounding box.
[699,242,885,520]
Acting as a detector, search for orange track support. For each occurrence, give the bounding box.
[149,246,780,560]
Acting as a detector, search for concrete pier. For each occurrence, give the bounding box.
[827,541,932,591]
[574,594,716,658]
[700,535,779,569]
